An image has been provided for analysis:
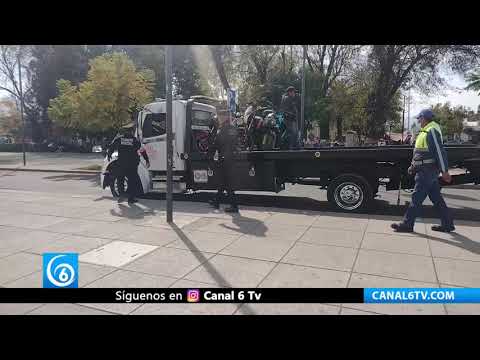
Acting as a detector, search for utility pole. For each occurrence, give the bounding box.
[402,95,406,143]
[301,45,306,145]
[165,46,173,223]
[17,50,26,166]
[407,88,411,131]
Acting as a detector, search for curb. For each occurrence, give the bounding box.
[0,167,101,175]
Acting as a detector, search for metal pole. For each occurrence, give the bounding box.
[165,46,173,223]
[301,45,306,145]
[407,88,411,131]
[18,50,26,166]
[401,95,406,143]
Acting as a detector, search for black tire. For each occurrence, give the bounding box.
[327,174,373,212]
[110,176,128,198]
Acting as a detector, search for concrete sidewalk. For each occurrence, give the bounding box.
[0,188,479,315]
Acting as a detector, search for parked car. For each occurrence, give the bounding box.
[92,145,103,153]
[47,142,65,152]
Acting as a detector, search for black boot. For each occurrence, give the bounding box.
[431,225,455,233]
[391,223,414,233]
[128,197,138,204]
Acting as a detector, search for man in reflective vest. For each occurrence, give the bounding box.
[391,109,455,233]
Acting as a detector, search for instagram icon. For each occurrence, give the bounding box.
[187,289,200,303]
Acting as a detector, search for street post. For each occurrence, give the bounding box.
[165,46,173,223]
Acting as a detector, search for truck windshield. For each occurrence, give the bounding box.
[143,113,166,137]
[193,110,215,127]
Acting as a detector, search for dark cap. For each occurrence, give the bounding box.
[415,109,434,120]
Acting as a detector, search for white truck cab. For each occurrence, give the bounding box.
[135,98,217,192]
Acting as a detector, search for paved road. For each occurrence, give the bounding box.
[1,151,479,218]
[1,169,479,220]
[0,152,103,171]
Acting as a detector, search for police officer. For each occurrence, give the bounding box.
[280,86,300,149]
[107,123,150,204]
[209,112,239,213]
[391,109,455,233]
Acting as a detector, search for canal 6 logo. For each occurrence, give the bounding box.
[43,253,78,288]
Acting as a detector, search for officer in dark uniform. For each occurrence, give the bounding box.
[391,109,455,233]
[209,112,239,213]
[280,86,301,149]
[207,115,225,208]
[107,123,150,204]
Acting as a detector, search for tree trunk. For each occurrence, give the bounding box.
[209,46,230,92]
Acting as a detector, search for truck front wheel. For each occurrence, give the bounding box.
[327,174,373,212]
[111,176,128,198]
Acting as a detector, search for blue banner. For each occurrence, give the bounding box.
[227,89,236,113]
[364,288,480,303]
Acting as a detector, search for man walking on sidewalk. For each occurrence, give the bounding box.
[391,109,455,233]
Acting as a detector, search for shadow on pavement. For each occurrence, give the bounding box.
[418,232,480,255]
[143,192,480,222]
[43,173,100,187]
[110,203,155,220]
[220,213,268,237]
[169,222,256,315]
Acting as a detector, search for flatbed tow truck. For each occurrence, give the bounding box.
[101,98,480,212]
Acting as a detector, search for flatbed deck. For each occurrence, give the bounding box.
[239,145,480,162]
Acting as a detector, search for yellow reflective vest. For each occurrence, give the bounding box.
[415,121,443,149]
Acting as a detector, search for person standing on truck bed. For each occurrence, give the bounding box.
[280,86,301,150]
[391,109,455,233]
[107,123,150,204]
[209,111,239,213]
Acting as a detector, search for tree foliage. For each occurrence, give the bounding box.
[28,45,110,140]
[48,52,154,134]
[172,46,212,98]
[113,45,166,98]
[431,102,467,137]
[4,44,480,142]
[0,46,33,113]
[0,98,22,138]
[365,45,480,138]
[465,69,480,94]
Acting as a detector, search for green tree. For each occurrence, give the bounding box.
[48,52,154,134]
[172,46,212,98]
[113,45,166,98]
[0,98,22,139]
[28,45,110,140]
[465,70,480,94]
[366,45,480,138]
[431,102,466,137]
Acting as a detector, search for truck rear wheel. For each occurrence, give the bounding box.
[327,174,373,212]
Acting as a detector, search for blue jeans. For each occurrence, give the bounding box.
[403,170,454,229]
[286,121,299,150]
